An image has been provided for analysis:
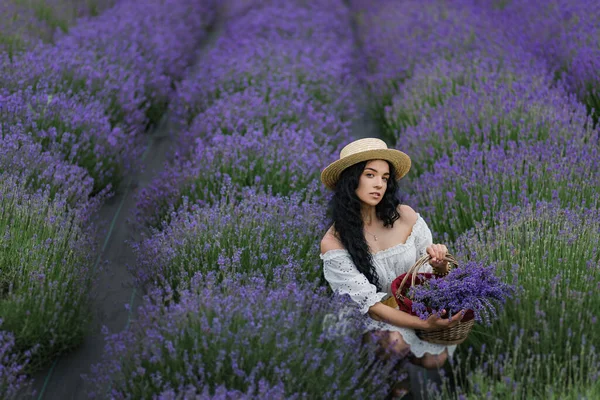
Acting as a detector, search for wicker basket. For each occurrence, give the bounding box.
[390,254,474,345]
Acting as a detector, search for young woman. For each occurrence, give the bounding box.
[319,138,465,396]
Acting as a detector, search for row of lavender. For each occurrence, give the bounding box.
[0,1,216,397]
[0,0,115,56]
[352,0,600,397]
[81,1,402,398]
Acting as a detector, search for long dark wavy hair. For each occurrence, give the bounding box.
[327,160,401,291]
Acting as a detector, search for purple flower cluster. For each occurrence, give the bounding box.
[408,261,514,325]
[0,173,97,373]
[1,0,217,194]
[0,0,114,55]
[383,48,542,134]
[131,188,328,294]
[134,129,337,231]
[0,88,134,193]
[170,0,357,150]
[0,131,101,214]
[349,0,505,119]
[0,321,35,399]
[385,52,594,173]
[411,140,599,241]
[175,84,352,156]
[0,0,219,389]
[450,203,600,393]
[1,0,217,131]
[499,0,600,117]
[134,0,357,231]
[85,274,395,399]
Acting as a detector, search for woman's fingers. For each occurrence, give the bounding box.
[426,246,435,260]
[428,243,448,263]
[439,244,447,260]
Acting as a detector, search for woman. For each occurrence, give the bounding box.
[319,138,465,397]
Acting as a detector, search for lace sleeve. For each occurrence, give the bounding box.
[413,214,434,273]
[320,250,388,314]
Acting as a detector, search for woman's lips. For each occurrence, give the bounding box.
[370,192,381,198]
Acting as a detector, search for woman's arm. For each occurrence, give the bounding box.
[368,302,465,331]
[367,302,428,330]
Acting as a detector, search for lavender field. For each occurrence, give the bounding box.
[1,0,599,398]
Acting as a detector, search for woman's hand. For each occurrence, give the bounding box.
[426,243,448,270]
[423,309,466,331]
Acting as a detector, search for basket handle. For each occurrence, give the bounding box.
[395,253,459,300]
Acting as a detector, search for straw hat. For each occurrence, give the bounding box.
[321,138,411,190]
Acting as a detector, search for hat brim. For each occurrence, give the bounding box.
[320,148,411,190]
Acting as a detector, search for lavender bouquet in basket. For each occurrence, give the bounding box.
[408,260,515,325]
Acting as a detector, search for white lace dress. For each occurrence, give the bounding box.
[320,213,457,358]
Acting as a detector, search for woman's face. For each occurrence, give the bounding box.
[355,159,390,206]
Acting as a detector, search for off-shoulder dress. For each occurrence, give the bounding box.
[320,213,456,358]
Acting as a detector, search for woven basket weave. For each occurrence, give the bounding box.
[392,254,474,345]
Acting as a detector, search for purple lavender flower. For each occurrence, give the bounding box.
[408,261,514,324]
[174,85,353,156]
[350,0,506,123]
[170,0,357,140]
[85,274,395,399]
[0,130,104,215]
[1,88,137,193]
[130,189,329,293]
[0,173,97,372]
[385,50,593,170]
[411,139,600,241]
[0,322,35,399]
[1,0,217,133]
[499,0,600,118]
[133,129,337,232]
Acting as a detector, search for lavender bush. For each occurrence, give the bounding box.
[173,39,356,133]
[411,140,600,241]
[85,274,397,399]
[454,204,600,368]
[1,88,135,193]
[0,131,102,214]
[170,0,357,147]
[0,174,96,372]
[393,72,594,176]
[407,261,514,325]
[135,0,357,232]
[0,323,35,400]
[1,0,217,133]
[415,203,600,398]
[130,189,327,294]
[499,0,600,120]
[431,329,600,399]
[381,49,544,142]
[350,0,503,125]
[134,129,335,231]
[0,2,45,56]
[0,0,115,54]
[175,84,352,156]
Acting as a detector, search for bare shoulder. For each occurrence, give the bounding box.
[397,204,418,225]
[320,226,344,255]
